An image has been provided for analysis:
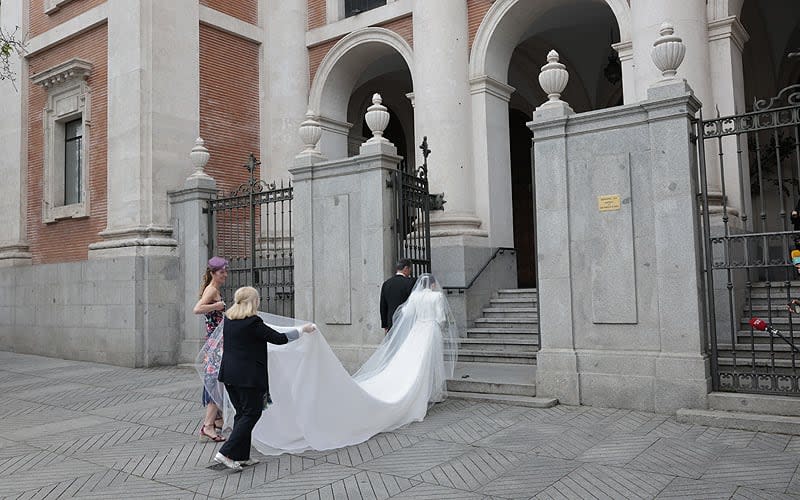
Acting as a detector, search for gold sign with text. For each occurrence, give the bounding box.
[598,194,621,212]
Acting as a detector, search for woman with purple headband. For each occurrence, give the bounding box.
[192,256,229,442]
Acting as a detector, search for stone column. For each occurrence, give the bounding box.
[708,16,750,226]
[262,0,309,181]
[612,41,636,105]
[168,138,218,364]
[470,76,515,248]
[412,0,482,238]
[0,0,31,266]
[90,0,200,257]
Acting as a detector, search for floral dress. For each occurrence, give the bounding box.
[201,306,224,406]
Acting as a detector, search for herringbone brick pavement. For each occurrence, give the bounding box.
[2,350,800,499]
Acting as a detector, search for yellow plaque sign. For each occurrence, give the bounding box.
[598,194,621,212]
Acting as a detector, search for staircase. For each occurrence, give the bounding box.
[447,289,556,407]
[717,281,800,374]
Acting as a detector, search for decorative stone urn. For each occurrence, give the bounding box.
[188,137,211,179]
[651,22,686,80]
[298,110,322,153]
[365,93,390,142]
[538,50,569,103]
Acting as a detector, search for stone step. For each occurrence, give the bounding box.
[739,317,800,326]
[707,392,800,417]
[448,362,537,396]
[458,338,539,352]
[490,298,537,307]
[677,408,800,434]
[497,288,538,295]
[475,317,538,326]
[482,307,538,317]
[448,391,557,408]
[457,349,537,365]
[467,328,539,339]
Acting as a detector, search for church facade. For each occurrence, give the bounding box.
[1,0,799,412]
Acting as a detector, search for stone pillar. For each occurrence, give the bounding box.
[470,76,515,248]
[0,0,31,266]
[290,96,399,372]
[708,16,750,226]
[90,0,200,256]
[168,138,218,364]
[262,0,309,181]
[412,0,482,237]
[529,51,579,405]
[643,80,710,412]
[612,41,636,105]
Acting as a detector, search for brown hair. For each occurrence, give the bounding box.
[199,268,213,298]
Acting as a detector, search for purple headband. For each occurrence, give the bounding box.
[208,256,228,271]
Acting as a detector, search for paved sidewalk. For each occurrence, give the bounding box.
[2,351,800,499]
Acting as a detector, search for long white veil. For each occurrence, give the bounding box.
[353,273,458,399]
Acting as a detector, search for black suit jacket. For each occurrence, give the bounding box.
[380,274,415,329]
[218,315,298,392]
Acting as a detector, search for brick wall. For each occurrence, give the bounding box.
[467,0,493,49]
[308,0,326,30]
[308,14,414,85]
[200,0,258,25]
[27,23,108,264]
[29,0,107,37]
[199,24,261,194]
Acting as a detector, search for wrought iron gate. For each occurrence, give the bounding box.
[390,137,434,276]
[208,154,294,316]
[698,84,800,395]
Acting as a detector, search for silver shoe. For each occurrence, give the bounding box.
[214,452,242,471]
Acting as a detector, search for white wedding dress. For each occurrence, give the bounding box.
[197,274,458,456]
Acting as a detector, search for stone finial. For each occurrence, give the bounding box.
[365,93,390,143]
[651,22,685,80]
[538,50,569,104]
[298,110,322,153]
[188,137,211,179]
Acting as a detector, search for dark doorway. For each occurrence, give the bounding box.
[510,108,536,288]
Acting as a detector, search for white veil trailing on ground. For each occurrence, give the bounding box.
[353,273,458,400]
[195,273,460,454]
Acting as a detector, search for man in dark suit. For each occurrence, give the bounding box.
[380,259,415,333]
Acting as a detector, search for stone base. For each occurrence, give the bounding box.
[0,255,181,367]
[536,349,710,413]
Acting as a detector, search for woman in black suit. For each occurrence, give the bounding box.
[214,286,315,471]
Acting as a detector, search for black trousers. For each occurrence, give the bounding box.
[218,385,264,461]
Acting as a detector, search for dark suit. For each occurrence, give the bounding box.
[218,314,299,461]
[380,274,415,330]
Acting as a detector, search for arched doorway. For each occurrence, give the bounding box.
[470,0,630,288]
[308,28,414,163]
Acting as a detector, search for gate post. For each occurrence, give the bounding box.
[168,138,218,364]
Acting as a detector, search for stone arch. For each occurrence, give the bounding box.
[308,27,414,123]
[469,0,631,83]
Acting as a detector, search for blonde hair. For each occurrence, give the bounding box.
[226,286,259,320]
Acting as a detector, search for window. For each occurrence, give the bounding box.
[64,119,82,205]
[31,58,92,223]
[345,0,386,17]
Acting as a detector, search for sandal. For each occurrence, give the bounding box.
[199,424,225,443]
[214,417,225,430]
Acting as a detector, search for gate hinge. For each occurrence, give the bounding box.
[202,207,209,214]
[689,132,698,144]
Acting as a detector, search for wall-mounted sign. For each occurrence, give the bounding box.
[598,194,621,212]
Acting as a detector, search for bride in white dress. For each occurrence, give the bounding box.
[198,274,458,455]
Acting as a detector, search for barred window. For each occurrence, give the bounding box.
[345,0,386,17]
[64,119,83,205]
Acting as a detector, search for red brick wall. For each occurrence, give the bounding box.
[200,0,258,25]
[27,23,108,264]
[308,0,326,30]
[379,14,412,47]
[30,0,107,38]
[308,15,414,84]
[199,24,261,194]
[467,0,493,50]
